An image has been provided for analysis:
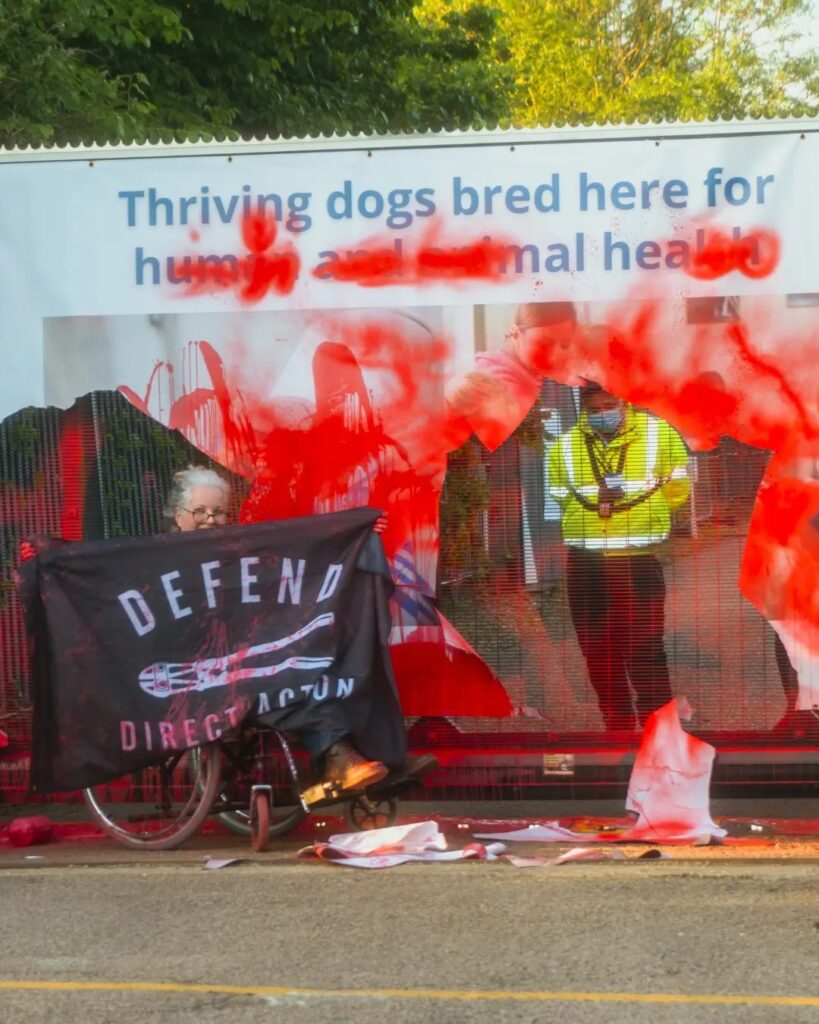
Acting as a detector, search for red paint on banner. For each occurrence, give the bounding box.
[117,313,514,716]
[686,227,780,280]
[312,224,518,287]
[495,225,819,662]
[391,643,512,717]
[170,212,300,304]
[114,211,819,711]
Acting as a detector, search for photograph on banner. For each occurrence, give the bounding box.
[445,294,819,738]
[38,305,513,727]
[36,291,817,738]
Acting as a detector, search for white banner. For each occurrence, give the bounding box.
[2,123,818,421]
[5,123,819,731]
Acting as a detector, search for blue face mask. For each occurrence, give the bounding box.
[588,408,623,434]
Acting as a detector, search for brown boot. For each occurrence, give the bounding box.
[300,741,387,806]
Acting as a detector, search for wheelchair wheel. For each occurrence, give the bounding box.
[250,788,271,852]
[215,730,307,840]
[217,801,306,840]
[345,795,398,831]
[83,744,221,851]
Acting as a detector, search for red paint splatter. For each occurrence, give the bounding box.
[171,212,300,304]
[117,314,514,716]
[119,214,819,710]
[685,227,780,280]
[494,235,819,659]
[520,287,816,456]
[236,316,456,560]
[741,448,819,637]
[312,223,519,287]
[117,341,257,473]
[391,644,511,717]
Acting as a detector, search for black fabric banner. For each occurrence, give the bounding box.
[18,508,407,793]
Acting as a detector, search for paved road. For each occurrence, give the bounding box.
[2,854,819,1023]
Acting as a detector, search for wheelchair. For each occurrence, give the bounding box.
[82,724,409,851]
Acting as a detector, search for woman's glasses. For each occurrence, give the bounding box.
[182,507,229,525]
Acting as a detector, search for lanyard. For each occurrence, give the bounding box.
[584,435,628,484]
[578,432,663,519]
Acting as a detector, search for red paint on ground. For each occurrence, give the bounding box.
[4,813,818,848]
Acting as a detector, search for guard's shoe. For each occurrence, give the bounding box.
[300,741,387,806]
[402,753,439,779]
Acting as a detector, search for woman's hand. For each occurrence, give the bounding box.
[19,541,36,562]
[374,514,388,534]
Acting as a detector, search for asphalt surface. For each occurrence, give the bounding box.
[1,861,818,1023]
[2,824,819,1024]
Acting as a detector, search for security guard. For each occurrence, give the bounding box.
[548,382,690,730]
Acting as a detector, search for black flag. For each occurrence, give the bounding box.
[18,508,406,793]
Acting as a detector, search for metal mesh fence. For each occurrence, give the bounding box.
[0,384,812,805]
[0,392,246,801]
[436,381,783,749]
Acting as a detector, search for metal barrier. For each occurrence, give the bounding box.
[0,384,810,804]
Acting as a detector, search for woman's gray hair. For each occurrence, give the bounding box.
[164,465,231,525]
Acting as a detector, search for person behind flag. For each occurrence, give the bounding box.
[166,464,436,804]
[741,445,819,738]
[547,382,690,731]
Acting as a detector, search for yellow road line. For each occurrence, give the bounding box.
[0,980,818,1007]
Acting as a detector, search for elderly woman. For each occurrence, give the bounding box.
[166,465,233,533]
[166,464,434,803]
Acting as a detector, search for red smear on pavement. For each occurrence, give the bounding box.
[2,814,812,848]
[0,819,102,844]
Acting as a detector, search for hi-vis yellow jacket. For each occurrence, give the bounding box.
[547,407,690,553]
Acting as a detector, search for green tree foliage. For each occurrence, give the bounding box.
[2,0,816,145]
[0,0,512,146]
[420,0,819,123]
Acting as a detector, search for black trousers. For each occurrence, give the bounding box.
[566,547,673,730]
[773,631,799,706]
